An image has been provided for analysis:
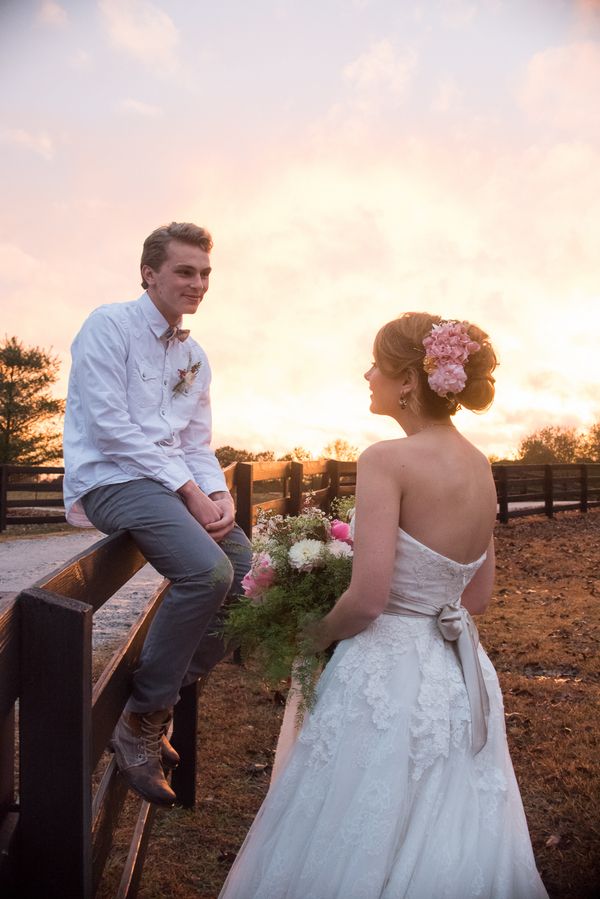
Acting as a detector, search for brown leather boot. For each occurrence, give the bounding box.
[110,709,176,807]
[159,710,180,769]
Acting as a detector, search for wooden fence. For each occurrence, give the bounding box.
[492,462,600,523]
[1,461,599,532]
[0,465,65,530]
[0,533,206,898]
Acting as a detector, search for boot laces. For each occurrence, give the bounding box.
[139,715,165,758]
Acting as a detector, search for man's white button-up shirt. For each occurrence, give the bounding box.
[63,292,227,526]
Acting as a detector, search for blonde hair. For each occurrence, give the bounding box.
[373,312,497,417]
[140,222,213,289]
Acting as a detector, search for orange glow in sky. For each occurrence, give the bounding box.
[1,1,599,459]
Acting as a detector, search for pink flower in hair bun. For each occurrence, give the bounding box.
[422,320,480,398]
[428,363,467,395]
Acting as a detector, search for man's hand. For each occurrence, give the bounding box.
[205,491,236,542]
[177,481,222,529]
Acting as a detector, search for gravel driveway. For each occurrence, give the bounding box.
[0,530,163,648]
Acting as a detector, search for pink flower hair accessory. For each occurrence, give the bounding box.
[422,320,480,398]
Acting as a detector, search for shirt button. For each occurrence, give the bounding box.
[163,380,167,386]
[160,410,166,416]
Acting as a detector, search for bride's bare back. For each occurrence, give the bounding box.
[385,428,497,564]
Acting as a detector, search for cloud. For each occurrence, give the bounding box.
[574,0,600,34]
[432,76,463,112]
[69,49,92,70]
[99,0,179,67]
[0,128,54,160]
[343,40,417,101]
[36,1,68,27]
[119,98,163,117]
[0,244,40,285]
[519,41,600,137]
[439,0,477,29]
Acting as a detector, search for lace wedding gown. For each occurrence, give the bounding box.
[219,529,549,899]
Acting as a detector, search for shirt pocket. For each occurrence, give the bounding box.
[130,360,159,408]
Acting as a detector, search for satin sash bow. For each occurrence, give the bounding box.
[384,593,490,754]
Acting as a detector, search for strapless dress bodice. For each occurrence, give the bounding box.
[385,528,486,614]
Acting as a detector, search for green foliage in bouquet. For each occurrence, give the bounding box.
[330,494,356,523]
[223,506,354,711]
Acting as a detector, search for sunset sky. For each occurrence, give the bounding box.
[1,0,599,459]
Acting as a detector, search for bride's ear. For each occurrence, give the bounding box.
[398,367,419,393]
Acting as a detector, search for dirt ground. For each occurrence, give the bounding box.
[88,508,600,899]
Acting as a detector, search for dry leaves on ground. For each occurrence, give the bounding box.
[96,509,600,899]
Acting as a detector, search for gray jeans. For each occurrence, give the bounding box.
[82,479,252,713]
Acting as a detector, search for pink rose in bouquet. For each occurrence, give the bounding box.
[242,552,276,603]
[330,519,353,545]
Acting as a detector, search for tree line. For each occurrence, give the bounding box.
[1,336,599,466]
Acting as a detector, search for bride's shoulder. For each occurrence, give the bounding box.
[358,438,411,468]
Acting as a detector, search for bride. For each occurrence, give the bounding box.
[219,312,549,899]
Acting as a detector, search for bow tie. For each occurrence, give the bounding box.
[163,326,190,343]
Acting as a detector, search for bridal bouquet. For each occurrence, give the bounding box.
[224,500,355,710]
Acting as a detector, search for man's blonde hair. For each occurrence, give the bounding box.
[140,222,213,288]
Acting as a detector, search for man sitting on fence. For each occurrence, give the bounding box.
[62,222,252,806]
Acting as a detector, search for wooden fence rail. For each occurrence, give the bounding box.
[1,461,599,533]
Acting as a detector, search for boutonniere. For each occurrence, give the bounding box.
[173,357,202,395]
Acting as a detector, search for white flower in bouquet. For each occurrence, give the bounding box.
[326,539,353,559]
[288,538,325,572]
[266,515,285,534]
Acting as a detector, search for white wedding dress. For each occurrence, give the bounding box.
[219,529,549,899]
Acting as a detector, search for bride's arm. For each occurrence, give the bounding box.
[308,443,402,650]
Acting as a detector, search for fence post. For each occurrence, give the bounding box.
[496,466,509,524]
[19,587,93,899]
[544,465,554,518]
[289,462,304,515]
[327,460,341,512]
[0,466,7,533]
[235,462,254,539]
[0,594,18,827]
[171,679,204,809]
[580,464,588,513]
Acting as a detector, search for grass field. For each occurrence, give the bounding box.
[92,509,600,899]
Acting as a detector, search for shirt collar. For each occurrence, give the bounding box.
[138,291,182,340]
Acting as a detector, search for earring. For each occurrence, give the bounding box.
[398,394,408,410]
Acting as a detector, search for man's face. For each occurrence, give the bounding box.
[142,239,212,325]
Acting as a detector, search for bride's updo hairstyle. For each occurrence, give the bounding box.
[373,312,497,417]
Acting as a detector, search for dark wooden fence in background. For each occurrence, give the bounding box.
[0,465,65,530]
[1,461,599,532]
[492,462,600,523]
